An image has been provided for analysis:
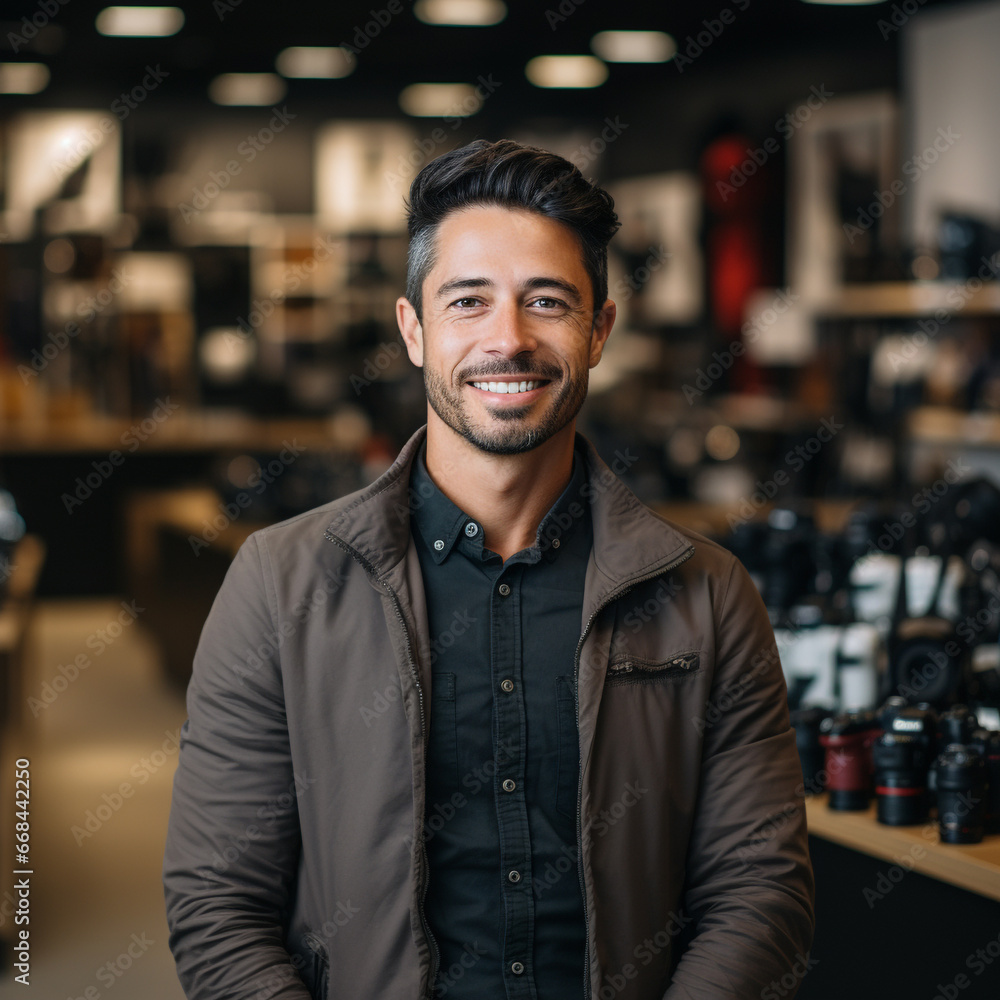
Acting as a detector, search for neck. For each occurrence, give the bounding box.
[423,412,576,562]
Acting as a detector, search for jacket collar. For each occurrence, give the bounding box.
[324,424,694,601]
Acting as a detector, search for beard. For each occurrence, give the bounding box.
[423,356,588,455]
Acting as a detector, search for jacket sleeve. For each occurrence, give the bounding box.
[664,555,816,1000]
[163,533,314,1000]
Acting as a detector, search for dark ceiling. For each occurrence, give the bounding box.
[0,0,980,116]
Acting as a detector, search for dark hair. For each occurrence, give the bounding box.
[404,138,620,322]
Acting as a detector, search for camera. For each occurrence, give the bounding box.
[819,711,880,810]
[933,743,988,845]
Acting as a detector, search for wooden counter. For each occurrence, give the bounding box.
[806,793,1000,902]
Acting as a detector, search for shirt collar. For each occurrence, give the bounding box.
[409,440,589,566]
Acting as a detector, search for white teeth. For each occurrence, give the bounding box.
[471,380,540,395]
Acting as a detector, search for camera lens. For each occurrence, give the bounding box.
[819,712,879,811]
[967,729,1000,834]
[933,743,988,844]
[939,704,978,746]
[790,707,830,794]
[873,733,929,825]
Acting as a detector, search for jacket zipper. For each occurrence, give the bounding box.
[572,545,694,1000]
[324,530,442,999]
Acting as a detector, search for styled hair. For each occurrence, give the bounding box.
[404,139,620,322]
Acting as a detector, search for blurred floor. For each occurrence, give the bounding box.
[0,599,188,999]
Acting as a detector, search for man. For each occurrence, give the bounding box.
[164,139,814,999]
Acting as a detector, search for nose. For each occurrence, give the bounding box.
[480,299,538,358]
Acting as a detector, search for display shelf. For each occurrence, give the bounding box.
[814,281,1000,319]
[907,406,1000,447]
[0,413,347,454]
[805,793,1000,902]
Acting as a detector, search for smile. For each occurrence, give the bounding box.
[469,380,545,395]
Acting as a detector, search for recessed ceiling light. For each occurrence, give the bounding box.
[414,0,507,25]
[209,73,287,106]
[399,82,483,117]
[591,30,676,63]
[276,47,354,79]
[95,6,185,37]
[0,63,50,94]
[525,55,608,89]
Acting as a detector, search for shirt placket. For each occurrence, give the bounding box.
[491,561,537,1000]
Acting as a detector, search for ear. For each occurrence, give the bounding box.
[396,296,424,367]
[588,298,616,368]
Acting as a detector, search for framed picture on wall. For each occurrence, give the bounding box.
[787,91,898,304]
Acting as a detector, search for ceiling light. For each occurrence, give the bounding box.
[399,82,482,117]
[275,46,354,79]
[0,63,50,94]
[591,30,676,63]
[800,1,887,5]
[414,0,507,25]
[209,73,287,106]
[525,55,608,89]
[95,6,185,37]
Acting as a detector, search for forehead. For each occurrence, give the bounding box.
[429,204,588,279]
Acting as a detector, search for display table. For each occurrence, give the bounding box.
[805,793,1000,902]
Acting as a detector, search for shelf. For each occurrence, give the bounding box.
[805,793,1000,902]
[0,413,348,455]
[816,281,1000,319]
[907,407,1000,447]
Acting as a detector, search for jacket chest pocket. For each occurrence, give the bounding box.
[604,650,701,686]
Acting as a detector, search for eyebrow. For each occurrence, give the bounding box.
[434,276,584,306]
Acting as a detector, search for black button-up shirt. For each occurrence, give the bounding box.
[409,440,592,1000]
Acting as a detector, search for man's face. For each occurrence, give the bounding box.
[397,204,615,455]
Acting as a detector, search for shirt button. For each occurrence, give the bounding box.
[507,869,521,883]
[498,583,511,597]
[433,539,445,551]
[502,778,516,792]
[511,961,525,975]
[464,521,479,537]
[500,679,514,693]
[551,537,561,549]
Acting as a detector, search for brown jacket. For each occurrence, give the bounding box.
[163,424,814,999]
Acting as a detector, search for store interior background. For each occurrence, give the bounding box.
[2,0,1000,996]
